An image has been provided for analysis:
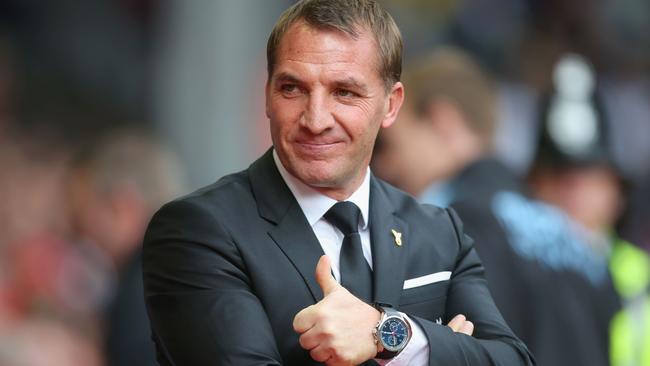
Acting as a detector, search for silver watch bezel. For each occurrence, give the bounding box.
[373,307,412,353]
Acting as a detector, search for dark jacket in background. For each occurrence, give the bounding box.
[448,158,620,366]
[106,249,157,366]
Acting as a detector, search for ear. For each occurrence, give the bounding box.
[265,79,272,119]
[380,81,405,129]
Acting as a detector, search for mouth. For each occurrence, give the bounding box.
[293,141,343,155]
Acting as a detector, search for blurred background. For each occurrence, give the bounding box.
[0,0,648,365]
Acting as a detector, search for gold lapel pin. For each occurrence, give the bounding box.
[391,229,402,246]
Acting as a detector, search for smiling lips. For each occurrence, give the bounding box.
[293,140,343,156]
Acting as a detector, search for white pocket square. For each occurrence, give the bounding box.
[403,271,452,290]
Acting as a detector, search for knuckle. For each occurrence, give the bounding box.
[322,347,337,365]
[329,342,350,362]
[298,334,310,349]
[320,323,336,339]
[314,311,327,323]
[310,348,328,362]
[330,351,350,365]
[292,318,302,331]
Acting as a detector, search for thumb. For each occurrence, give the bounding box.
[315,255,339,296]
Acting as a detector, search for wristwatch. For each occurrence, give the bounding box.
[372,304,412,359]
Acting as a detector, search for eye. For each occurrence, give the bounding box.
[334,89,359,98]
[279,83,301,97]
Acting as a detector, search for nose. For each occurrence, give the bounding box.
[300,90,334,134]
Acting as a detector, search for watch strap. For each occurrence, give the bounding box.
[376,347,399,359]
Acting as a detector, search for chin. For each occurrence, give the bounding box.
[295,168,340,188]
[284,153,356,189]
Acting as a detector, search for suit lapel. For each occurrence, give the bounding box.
[249,149,325,302]
[268,203,326,302]
[369,176,408,308]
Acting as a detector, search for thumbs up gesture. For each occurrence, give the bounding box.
[314,255,341,296]
[293,256,381,366]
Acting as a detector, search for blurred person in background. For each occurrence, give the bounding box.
[0,132,92,330]
[619,179,650,253]
[0,62,137,329]
[69,129,186,366]
[0,1,171,365]
[0,88,110,364]
[528,54,650,366]
[0,317,103,366]
[372,48,620,366]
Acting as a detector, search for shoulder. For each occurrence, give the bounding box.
[142,170,257,296]
[144,167,261,247]
[155,168,254,220]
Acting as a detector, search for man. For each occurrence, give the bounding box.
[372,49,619,366]
[70,130,186,366]
[528,54,650,366]
[143,1,534,365]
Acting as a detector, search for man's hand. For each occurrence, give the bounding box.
[447,314,474,336]
[293,255,380,366]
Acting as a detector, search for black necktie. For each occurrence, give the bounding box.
[324,201,373,303]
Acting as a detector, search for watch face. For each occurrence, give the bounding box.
[379,317,409,352]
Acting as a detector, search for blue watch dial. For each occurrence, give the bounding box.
[380,317,408,350]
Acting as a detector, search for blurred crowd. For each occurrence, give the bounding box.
[0,124,185,366]
[0,0,649,365]
[0,3,183,365]
[0,121,185,365]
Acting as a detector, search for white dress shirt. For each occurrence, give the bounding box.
[273,150,429,365]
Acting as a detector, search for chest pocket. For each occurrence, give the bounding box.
[397,281,448,322]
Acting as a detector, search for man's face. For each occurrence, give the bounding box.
[266,20,403,198]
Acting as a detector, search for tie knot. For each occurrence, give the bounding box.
[324,201,361,236]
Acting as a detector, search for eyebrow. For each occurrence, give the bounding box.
[274,72,301,85]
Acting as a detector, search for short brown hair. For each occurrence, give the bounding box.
[267,0,402,90]
[404,47,498,147]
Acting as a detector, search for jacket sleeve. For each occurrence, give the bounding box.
[142,198,283,366]
[410,208,536,366]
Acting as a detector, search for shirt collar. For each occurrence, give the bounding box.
[273,149,370,229]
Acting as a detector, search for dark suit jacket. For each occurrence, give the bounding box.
[143,150,535,366]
